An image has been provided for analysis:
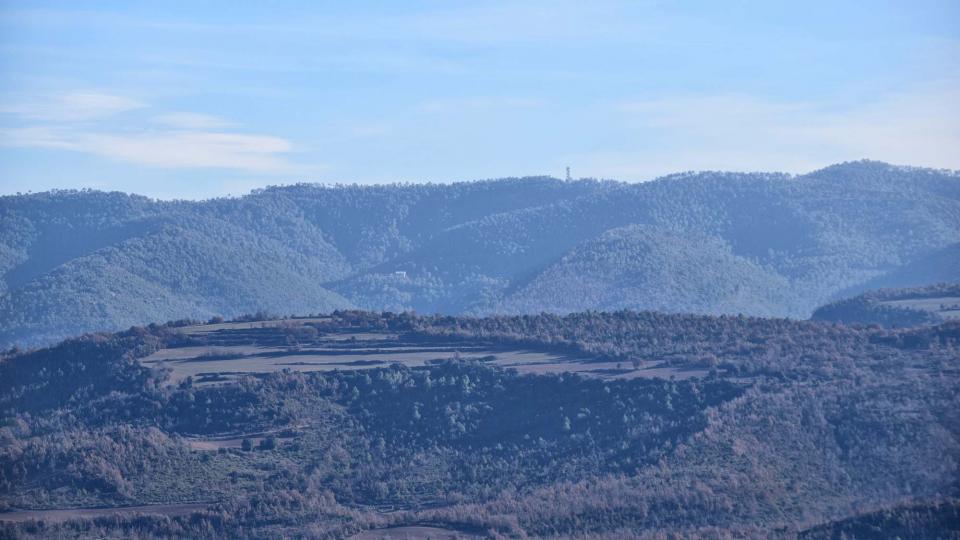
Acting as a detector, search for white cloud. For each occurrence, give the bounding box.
[152,112,237,129]
[0,91,144,121]
[0,126,294,172]
[0,126,79,151]
[0,90,299,173]
[795,88,960,169]
[574,84,960,180]
[85,131,293,171]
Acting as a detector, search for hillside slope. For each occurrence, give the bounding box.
[1,311,957,537]
[491,225,796,316]
[1,161,959,348]
[812,283,960,328]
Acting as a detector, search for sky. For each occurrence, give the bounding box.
[0,1,958,199]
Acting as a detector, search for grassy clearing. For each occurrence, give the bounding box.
[178,318,334,334]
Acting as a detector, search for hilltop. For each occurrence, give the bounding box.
[1,310,957,538]
[2,160,958,348]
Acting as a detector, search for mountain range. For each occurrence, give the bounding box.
[2,160,958,348]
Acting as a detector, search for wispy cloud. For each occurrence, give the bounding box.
[0,92,296,172]
[152,112,237,129]
[573,84,960,180]
[0,91,144,122]
[1,126,294,171]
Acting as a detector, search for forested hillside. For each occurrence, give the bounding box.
[2,160,958,348]
[1,311,957,538]
[492,225,797,316]
[812,282,960,328]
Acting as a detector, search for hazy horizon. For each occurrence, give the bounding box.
[5,158,957,203]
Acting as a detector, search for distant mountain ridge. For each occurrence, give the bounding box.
[2,160,959,348]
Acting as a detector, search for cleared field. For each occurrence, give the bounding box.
[178,317,334,334]
[141,323,702,384]
[182,425,305,450]
[144,346,582,383]
[489,353,709,380]
[184,437,253,451]
[183,434,279,451]
[0,503,207,523]
[349,525,486,539]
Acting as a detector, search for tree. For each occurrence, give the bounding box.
[258,436,276,450]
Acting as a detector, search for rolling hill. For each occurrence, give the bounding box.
[1,311,957,538]
[2,160,959,348]
[491,224,797,316]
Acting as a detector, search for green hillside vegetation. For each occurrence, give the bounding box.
[847,242,960,293]
[1,310,958,538]
[2,160,959,348]
[493,225,796,316]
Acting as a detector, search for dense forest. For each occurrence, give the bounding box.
[2,160,959,348]
[1,310,957,538]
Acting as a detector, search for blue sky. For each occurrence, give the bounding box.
[0,1,958,199]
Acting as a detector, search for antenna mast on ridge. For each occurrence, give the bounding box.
[565,166,572,181]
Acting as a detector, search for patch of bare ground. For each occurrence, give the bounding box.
[177,317,333,334]
[140,324,711,384]
[0,503,208,522]
[182,425,305,450]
